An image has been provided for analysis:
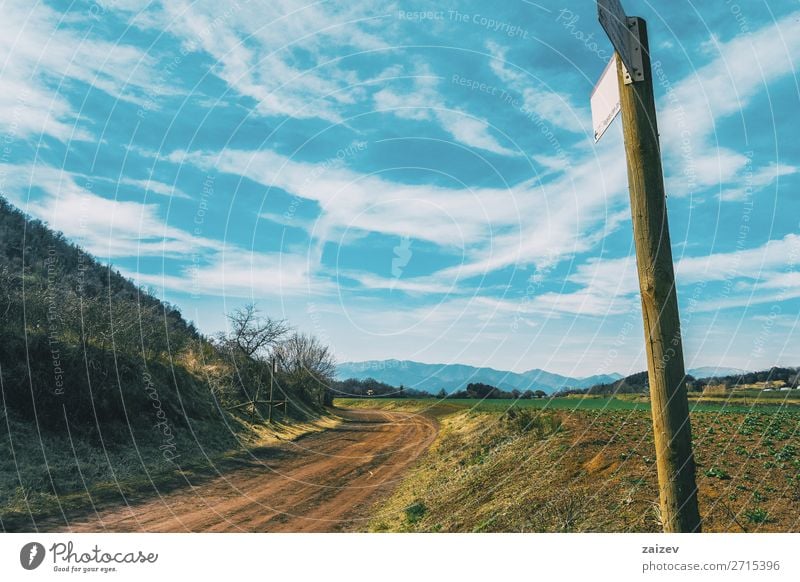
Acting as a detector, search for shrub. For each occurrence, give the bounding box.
[502,408,562,438]
[405,501,427,524]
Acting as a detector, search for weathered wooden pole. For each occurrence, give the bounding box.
[615,17,702,532]
[268,356,276,423]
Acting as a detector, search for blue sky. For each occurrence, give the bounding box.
[0,0,798,376]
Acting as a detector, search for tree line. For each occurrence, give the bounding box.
[444,382,547,399]
[554,367,800,397]
[333,378,548,400]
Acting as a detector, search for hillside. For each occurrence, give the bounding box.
[0,197,333,530]
[336,359,622,394]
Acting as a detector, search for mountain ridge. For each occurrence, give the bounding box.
[337,359,756,394]
[336,359,624,394]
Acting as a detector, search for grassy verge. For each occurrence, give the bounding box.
[337,399,800,532]
[0,409,339,531]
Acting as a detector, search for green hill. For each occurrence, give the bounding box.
[0,196,333,531]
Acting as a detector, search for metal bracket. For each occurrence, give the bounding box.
[621,60,632,84]
[624,17,645,84]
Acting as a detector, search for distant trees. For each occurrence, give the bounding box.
[332,378,430,399]
[558,367,800,398]
[691,367,799,390]
[582,371,651,395]
[446,383,548,399]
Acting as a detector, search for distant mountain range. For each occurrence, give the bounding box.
[336,360,752,394]
[336,360,623,394]
[686,366,749,379]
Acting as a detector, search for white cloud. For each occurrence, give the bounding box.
[117,177,192,200]
[3,162,318,299]
[429,136,631,281]
[373,72,519,156]
[157,0,390,122]
[170,147,519,249]
[0,1,158,142]
[534,287,637,317]
[173,132,631,292]
[434,109,519,157]
[658,11,800,199]
[339,270,460,296]
[1,164,219,259]
[717,162,798,202]
[535,234,800,316]
[676,234,800,283]
[125,249,321,299]
[486,40,586,134]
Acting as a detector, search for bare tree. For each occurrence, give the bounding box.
[277,332,336,406]
[225,303,289,360]
[279,332,335,379]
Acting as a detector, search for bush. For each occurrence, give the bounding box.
[405,501,427,524]
[502,408,562,438]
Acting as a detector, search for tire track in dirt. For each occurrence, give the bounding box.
[54,408,437,532]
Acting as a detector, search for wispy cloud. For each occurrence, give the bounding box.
[1,164,219,259]
[124,248,323,299]
[0,1,159,141]
[658,11,800,199]
[486,40,586,134]
[158,0,390,122]
[117,177,192,200]
[172,131,631,291]
[717,162,798,202]
[537,234,800,316]
[373,69,520,156]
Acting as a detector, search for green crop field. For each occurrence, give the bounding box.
[338,397,800,532]
[336,396,800,415]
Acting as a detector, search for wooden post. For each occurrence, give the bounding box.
[252,376,260,421]
[616,17,702,532]
[268,357,275,423]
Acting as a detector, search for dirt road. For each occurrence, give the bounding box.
[58,408,437,532]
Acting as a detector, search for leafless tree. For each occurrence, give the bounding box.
[277,332,336,405]
[278,332,336,380]
[224,303,289,360]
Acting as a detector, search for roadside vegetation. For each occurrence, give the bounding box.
[0,198,336,531]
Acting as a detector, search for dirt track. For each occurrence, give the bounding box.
[59,408,437,532]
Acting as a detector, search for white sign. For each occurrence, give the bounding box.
[590,54,621,143]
